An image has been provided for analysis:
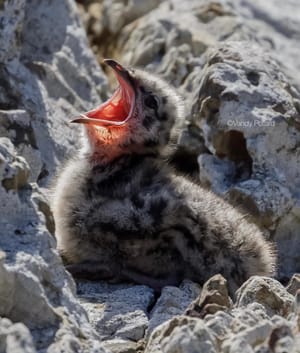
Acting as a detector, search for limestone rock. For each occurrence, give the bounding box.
[286,274,300,296]
[101,339,138,353]
[0,318,36,353]
[145,289,299,353]
[0,140,109,352]
[101,0,162,35]
[236,277,295,317]
[0,0,108,186]
[268,325,294,353]
[146,280,200,337]
[145,316,217,353]
[0,0,111,352]
[185,274,232,319]
[191,41,300,278]
[77,281,154,342]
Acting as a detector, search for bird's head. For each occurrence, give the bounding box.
[72,59,184,164]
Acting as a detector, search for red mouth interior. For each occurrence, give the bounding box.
[86,77,134,124]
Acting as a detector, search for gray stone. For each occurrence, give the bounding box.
[230,0,300,91]
[0,0,112,352]
[102,339,138,353]
[185,274,232,319]
[145,316,217,353]
[204,310,233,340]
[205,302,297,353]
[198,154,236,194]
[236,277,295,317]
[286,274,300,296]
[147,280,200,337]
[78,281,154,341]
[273,206,300,279]
[268,325,294,353]
[0,318,36,353]
[102,0,162,34]
[0,0,108,186]
[190,41,300,277]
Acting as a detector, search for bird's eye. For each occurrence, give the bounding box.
[144,95,159,110]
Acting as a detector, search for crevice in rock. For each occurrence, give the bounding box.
[213,129,253,182]
[146,291,160,314]
[37,164,49,184]
[0,66,22,110]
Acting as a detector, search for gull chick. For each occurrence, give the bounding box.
[52,59,276,294]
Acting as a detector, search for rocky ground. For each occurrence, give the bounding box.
[0,0,300,352]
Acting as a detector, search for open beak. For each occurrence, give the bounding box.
[71,59,136,127]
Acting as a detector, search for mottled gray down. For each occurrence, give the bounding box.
[52,67,276,295]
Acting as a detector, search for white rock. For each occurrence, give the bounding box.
[236,277,295,317]
[0,318,36,353]
[145,316,217,353]
[147,280,200,336]
[78,281,154,341]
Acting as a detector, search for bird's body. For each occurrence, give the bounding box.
[52,60,276,294]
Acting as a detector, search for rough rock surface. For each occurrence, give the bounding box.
[193,42,300,279]
[145,276,300,353]
[1,0,300,352]
[0,317,36,353]
[0,0,108,185]
[0,0,109,352]
[147,280,200,337]
[185,274,232,319]
[78,281,154,342]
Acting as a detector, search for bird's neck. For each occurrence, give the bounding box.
[88,144,125,165]
[88,152,159,190]
[83,125,165,166]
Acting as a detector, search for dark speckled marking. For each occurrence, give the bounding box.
[230,257,246,284]
[120,138,136,149]
[149,198,167,225]
[191,215,207,236]
[95,154,143,195]
[131,194,145,209]
[203,250,216,266]
[140,86,146,93]
[85,178,93,198]
[158,112,168,121]
[144,139,158,148]
[146,245,167,256]
[96,169,131,196]
[131,213,141,229]
[144,95,159,110]
[141,167,158,188]
[171,224,196,248]
[89,220,143,240]
[93,221,117,234]
[92,165,106,174]
[143,115,155,130]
